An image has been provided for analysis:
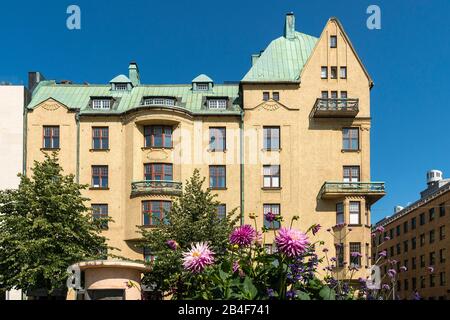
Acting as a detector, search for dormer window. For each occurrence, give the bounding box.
[196,83,209,91]
[109,74,132,91]
[115,83,128,91]
[192,74,213,92]
[144,97,176,107]
[92,98,112,110]
[207,99,227,110]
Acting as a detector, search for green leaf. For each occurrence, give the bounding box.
[296,291,311,300]
[319,286,336,300]
[242,277,258,299]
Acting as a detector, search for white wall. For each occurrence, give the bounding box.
[0,85,24,189]
[0,85,24,300]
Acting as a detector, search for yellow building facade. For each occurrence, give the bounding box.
[25,14,385,281]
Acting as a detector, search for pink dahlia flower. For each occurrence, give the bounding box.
[275,227,309,257]
[229,225,257,247]
[182,242,214,273]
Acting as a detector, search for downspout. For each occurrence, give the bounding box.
[239,109,245,226]
[75,112,80,183]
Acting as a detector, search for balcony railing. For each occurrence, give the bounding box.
[319,182,386,203]
[131,180,182,196]
[311,98,359,118]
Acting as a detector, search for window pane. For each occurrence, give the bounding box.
[263,204,280,229]
[93,138,101,149]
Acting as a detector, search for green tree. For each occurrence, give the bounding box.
[0,153,111,296]
[140,169,239,297]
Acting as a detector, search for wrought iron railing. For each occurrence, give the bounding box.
[311,98,359,117]
[131,180,182,196]
[319,182,385,197]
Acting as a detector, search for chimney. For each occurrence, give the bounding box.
[28,71,46,92]
[129,62,140,86]
[284,12,295,40]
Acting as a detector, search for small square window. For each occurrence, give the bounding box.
[263,92,270,101]
[272,92,280,101]
[321,67,328,79]
[330,67,338,79]
[340,67,347,79]
[330,35,337,48]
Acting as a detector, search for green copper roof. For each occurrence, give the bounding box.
[192,74,213,83]
[242,31,318,82]
[27,81,241,116]
[109,74,131,83]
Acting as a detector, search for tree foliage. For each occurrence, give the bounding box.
[0,153,110,294]
[139,169,239,296]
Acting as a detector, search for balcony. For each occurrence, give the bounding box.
[319,182,385,204]
[131,180,182,197]
[311,98,359,118]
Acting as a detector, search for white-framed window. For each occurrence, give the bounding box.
[263,165,280,188]
[196,83,209,91]
[207,99,227,110]
[92,99,112,110]
[144,97,176,106]
[349,201,361,225]
[115,83,128,91]
[340,67,347,79]
[321,66,328,79]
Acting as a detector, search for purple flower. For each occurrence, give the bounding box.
[322,248,329,253]
[330,257,337,262]
[166,240,179,250]
[413,291,421,300]
[264,211,276,223]
[286,290,296,299]
[387,269,397,278]
[400,266,407,272]
[384,236,391,241]
[379,250,387,257]
[275,228,310,257]
[382,284,390,290]
[371,233,377,238]
[389,259,398,265]
[428,266,434,273]
[375,226,385,233]
[232,261,240,273]
[229,225,257,247]
[311,224,321,236]
[267,288,275,298]
[351,252,362,258]
[182,242,215,273]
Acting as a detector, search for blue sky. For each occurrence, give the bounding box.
[1,0,449,223]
